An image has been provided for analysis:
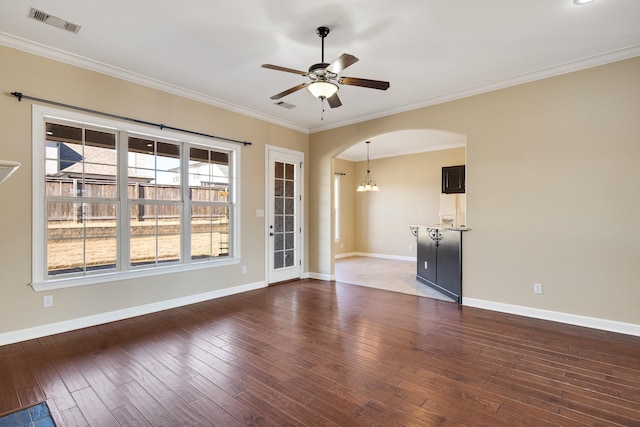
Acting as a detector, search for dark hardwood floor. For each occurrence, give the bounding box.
[1,279,639,426]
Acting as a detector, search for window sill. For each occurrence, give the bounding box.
[31,257,240,292]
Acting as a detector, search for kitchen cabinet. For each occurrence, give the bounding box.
[416,227,463,302]
[442,165,465,194]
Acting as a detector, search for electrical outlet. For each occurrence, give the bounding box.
[242,266,247,274]
[43,295,53,308]
[409,245,412,251]
[424,261,428,269]
[533,283,543,294]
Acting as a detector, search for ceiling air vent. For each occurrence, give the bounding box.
[274,101,296,109]
[28,7,81,34]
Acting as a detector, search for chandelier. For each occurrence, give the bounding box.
[356,141,379,192]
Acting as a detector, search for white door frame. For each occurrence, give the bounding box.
[265,145,304,284]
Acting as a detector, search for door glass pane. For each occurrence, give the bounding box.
[272,160,296,271]
[284,250,294,267]
[275,162,284,179]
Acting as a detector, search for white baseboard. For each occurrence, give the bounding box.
[309,272,334,281]
[463,298,640,337]
[0,281,266,346]
[335,252,416,262]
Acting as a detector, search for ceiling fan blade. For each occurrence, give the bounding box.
[270,83,307,100]
[326,54,359,74]
[327,93,342,108]
[340,77,390,91]
[261,64,308,76]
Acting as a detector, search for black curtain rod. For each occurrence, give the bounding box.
[10,91,252,146]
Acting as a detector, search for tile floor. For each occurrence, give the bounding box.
[334,256,454,302]
[0,402,55,427]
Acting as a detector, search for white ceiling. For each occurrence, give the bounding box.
[1,1,639,159]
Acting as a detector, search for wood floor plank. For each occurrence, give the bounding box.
[0,279,639,426]
[70,387,119,426]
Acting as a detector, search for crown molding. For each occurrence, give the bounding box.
[0,31,309,134]
[2,31,638,136]
[310,44,640,133]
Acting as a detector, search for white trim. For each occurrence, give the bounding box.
[311,45,640,133]
[335,252,415,262]
[0,32,308,135]
[463,298,640,337]
[31,104,241,290]
[3,31,637,135]
[264,145,305,284]
[309,272,334,281]
[0,281,265,346]
[32,257,240,291]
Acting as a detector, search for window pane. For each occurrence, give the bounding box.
[157,142,181,196]
[47,202,117,275]
[130,203,181,266]
[128,137,180,201]
[191,205,212,260]
[191,205,229,260]
[45,123,117,198]
[47,202,84,275]
[189,147,230,204]
[84,203,117,272]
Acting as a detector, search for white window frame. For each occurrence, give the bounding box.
[334,174,341,242]
[32,105,241,291]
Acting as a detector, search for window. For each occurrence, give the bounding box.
[334,174,341,242]
[32,106,240,290]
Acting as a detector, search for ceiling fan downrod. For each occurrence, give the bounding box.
[316,26,330,63]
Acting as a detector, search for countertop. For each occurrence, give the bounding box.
[409,224,470,232]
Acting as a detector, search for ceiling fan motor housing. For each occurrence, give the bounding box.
[308,63,336,82]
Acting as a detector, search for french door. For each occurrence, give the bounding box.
[266,147,303,284]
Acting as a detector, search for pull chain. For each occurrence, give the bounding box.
[321,98,325,120]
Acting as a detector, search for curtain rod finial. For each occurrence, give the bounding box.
[11,92,23,101]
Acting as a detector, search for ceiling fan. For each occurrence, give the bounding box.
[262,26,390,109]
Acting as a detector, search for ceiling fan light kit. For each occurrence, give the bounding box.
[262,26,389,114]
[306,81,338,99]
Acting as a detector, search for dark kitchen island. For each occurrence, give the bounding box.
[409,225,468,303]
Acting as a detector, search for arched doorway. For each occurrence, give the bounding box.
[331,129,466,297]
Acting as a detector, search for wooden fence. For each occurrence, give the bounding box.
[46,178,228,223]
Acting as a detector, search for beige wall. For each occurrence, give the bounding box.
[2,43,639,336]
[0,45,308,335]
[310,57,640,325]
